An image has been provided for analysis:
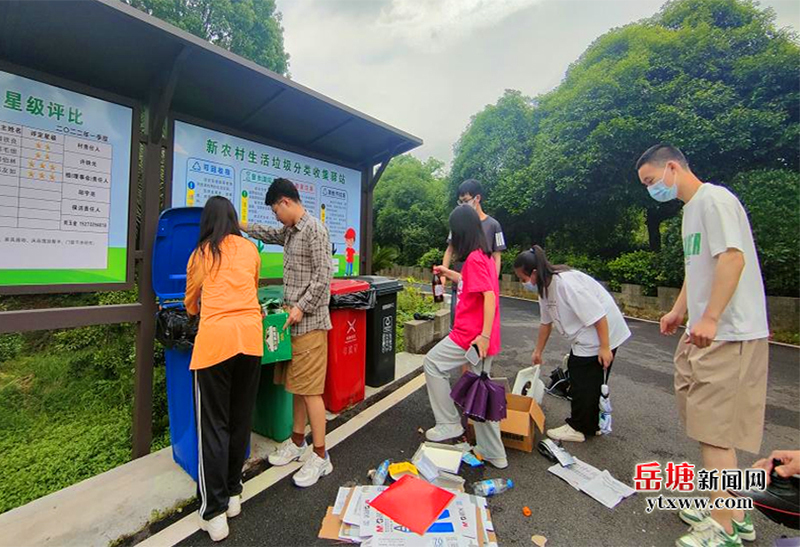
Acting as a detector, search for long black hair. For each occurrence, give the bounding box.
[513,245,570,299]
[449,204,490,262]
[196,196,242,269]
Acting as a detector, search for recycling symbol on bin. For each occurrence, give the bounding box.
[382,317,393,329]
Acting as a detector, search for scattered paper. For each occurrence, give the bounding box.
[579,470,636,509]
[547,458,601,490]
[541,439,575,467]
[531,535,547,547]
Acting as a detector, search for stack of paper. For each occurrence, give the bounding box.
[319,485,498,546]
[547,458,636,508]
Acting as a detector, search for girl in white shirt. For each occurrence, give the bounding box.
[514,246,631,442]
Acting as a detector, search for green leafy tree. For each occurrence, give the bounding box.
[478,0,798,256]
[732,169,800,297]
[373,155,449,266]
[450,90,538,245]
[122,0,289,74]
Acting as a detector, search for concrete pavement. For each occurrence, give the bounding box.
[171,296,799,547]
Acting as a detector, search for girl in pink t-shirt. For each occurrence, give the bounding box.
[423,205,507,468]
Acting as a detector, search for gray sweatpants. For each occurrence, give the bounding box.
[423,336,507,461]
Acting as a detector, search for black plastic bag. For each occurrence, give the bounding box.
[546,366,572,400]
[329,289,376,310]
[155,308,198,350]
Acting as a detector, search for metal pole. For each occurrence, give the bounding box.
[131,47,189,458]
[362,167,375,275]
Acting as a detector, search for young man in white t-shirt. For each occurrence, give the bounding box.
[637,144,769,547]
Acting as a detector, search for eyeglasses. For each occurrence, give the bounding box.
[457,197,476,206]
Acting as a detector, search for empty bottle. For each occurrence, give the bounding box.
[432,274,445,303]
[472,478,514,497]
[372,459,391,485]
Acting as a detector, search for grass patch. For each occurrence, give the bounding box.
[0,315,169,514]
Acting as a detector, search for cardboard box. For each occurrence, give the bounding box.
[499,393,545,452]
[262,312,292,364]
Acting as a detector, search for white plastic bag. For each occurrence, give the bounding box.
[598,369,612,435]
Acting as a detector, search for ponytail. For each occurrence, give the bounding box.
[513,245,570,298]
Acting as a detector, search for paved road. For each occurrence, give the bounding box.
[177,296,800,547]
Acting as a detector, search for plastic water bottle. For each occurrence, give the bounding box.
[472,478,514,496]
[372,459,391,486]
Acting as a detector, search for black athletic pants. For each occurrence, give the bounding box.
[195,353,261,520]
[565,350,615,436]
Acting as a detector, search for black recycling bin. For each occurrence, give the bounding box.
[356,276,403,387]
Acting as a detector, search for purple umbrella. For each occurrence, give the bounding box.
[451,359,507,423]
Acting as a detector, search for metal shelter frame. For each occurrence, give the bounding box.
[0,0,421,457]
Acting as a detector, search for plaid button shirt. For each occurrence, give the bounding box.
[247,213,332,336]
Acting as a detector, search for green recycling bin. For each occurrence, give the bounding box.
[252,285,294,442]
[252,370,294,442]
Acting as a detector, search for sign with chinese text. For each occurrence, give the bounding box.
[171,121,361,278]
[0,70,133,288]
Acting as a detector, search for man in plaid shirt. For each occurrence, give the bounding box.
[242,177,333,488]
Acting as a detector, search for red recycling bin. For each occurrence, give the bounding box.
[324,279,370,413]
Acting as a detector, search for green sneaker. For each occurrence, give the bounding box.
[680,508,711,526]
[679,509,755,543]
[732,513,755,542]
[676,518,742,547]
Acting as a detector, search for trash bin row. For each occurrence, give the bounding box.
[152,207,403,481]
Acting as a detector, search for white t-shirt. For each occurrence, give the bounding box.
[681,183,769,341]
[539,270,631,357]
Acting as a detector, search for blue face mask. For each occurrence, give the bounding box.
[647,166,678,202]
[523,281,536,292]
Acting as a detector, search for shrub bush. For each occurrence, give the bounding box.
[417,248,444,269]
[607,250,662,296]
[395,285,439,353]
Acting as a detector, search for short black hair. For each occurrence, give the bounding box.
[636,144,689,170]
[449,204,490,261]
[265,177,300,206]
[457,179,483,199]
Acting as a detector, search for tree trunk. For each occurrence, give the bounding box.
[646,209,662,252]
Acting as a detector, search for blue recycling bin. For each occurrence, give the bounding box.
[152,207,203,482]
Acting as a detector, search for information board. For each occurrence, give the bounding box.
[171,120,362,278]
[0,70,133,288]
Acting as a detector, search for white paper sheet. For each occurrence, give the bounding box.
[541,439,575,467]
[547,458,602,490]
[334,487,353,516]
[579,470,636,509]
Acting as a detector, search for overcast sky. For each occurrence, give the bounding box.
[276,0,800,168]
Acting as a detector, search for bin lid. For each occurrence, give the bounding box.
[355,275,403,296]
[152,207,203,301]
[330,279,371,295]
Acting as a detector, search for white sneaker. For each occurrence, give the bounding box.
[473,448,508,469]
[293,452,333,488]
[547,424,586,442]
[425,423,464,442]
[268,439,309,467]
[226,495,241,518]
[676,516,742,546]
[679,508,711,527]
[199,513,229,542]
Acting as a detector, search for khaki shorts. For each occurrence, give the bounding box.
[674,335,768,454]
[275,330,328,396]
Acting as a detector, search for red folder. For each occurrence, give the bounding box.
[367,475,456,535]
